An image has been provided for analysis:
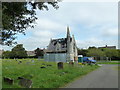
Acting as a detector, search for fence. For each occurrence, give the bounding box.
[44,53,67,62]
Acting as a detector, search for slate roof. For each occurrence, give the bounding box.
[47,38,72,53]
[52,38,67,46]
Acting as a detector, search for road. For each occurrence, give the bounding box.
[64,64,118,88]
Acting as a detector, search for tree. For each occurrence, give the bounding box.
[2,51,11,58]
[77,48,88,56]
[103,48,118,60]
[87,48,105,60]
[1,1,60,46]
[88,46,97,49]
[11,44,27,58]
[34,48,44,57]
[117,49,120,60]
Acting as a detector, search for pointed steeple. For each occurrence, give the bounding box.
[72,34,76,46]
[72,35,74,39]
[72,35,75,42]
[67,26,70,39]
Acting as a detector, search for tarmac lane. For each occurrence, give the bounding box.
[64,64,118,88]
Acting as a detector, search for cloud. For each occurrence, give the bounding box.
[76,37,118,49]
[102,28,118,37]
[63,0,118,2]
[17,36,51,50]
[52,2,118,28]
[76,38,105,49]
[35,18,66,32]
[33,30,55,38]
[2,2,118,50]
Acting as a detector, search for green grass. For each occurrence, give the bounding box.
[0,59,2,89]
[2,59,100,88]
[97,61,120,64]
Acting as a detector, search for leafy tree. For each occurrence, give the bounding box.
[88,46,97,49]
[77,48,88,56]
[2,51,11,58]
[118,49,120,56]
[1,1,60,46]
[87,48,105,60]
[11,44,27,58]
[34,48,44,57]
[103,48,118,60]
[117,49,120,60]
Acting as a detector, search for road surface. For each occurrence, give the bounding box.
[64,64,118,88]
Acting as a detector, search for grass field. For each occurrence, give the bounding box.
[97,61,120,64]
[2,59,100,88]
[0,59,2,89]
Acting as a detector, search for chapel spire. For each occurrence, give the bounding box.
[67,26,70,39]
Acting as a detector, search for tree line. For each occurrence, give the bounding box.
[2,44,120,60]
[78,47,120,60]
[2,44,44,59]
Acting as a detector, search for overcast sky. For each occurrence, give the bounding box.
[2,1,118,51]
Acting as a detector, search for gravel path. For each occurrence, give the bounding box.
[64,64,118,88]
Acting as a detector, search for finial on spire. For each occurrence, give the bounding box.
[67,26,70,38]
[67,26,69,30]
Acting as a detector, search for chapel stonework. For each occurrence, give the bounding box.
[44,27,78,62]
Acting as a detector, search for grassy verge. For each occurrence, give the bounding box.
[97,61,120,64]
[0,59,2,89]
[2,59,100,88]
